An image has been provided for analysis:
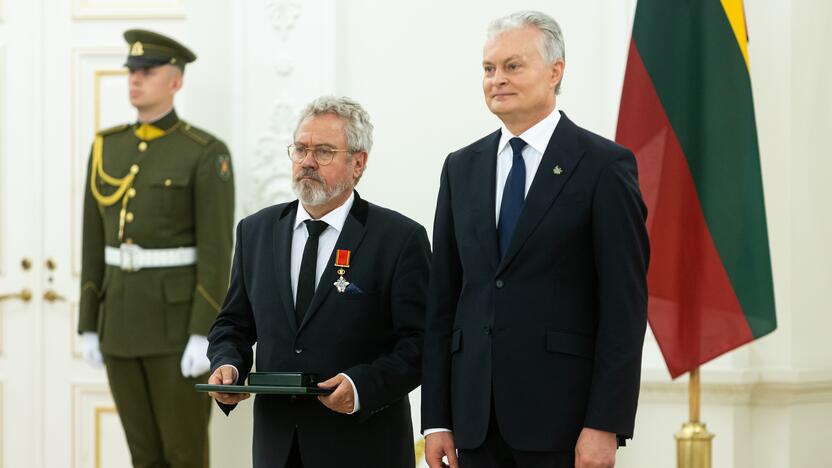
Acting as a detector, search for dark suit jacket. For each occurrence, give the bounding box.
[208,192,430,468]
[421,112,649,452]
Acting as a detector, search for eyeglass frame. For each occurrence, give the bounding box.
[287,144,354,166]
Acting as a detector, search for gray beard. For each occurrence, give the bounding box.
[292,177,351,207]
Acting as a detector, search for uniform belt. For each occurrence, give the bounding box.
[105,244,197,272]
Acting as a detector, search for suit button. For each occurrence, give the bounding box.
[483,326,492,335]
[294,348,303,354]
[495,279,504,288]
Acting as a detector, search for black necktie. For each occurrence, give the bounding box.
[497,137,528,258]
[295,220,328,326]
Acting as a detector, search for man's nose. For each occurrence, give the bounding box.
[492,69,508,87]
[299,149,318,168]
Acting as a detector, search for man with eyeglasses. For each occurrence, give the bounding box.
[205,96,430,468]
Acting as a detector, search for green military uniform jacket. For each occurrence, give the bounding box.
[78,109,235,357]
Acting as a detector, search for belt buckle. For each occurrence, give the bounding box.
[119,244,140,272]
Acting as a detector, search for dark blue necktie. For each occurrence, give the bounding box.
[497,137,527,258]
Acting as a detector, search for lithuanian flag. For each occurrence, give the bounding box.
[616,0,776,378]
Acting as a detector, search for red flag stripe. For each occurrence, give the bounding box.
[616,41,754,377]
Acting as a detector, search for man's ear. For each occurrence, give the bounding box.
[168,66,184,94]
[352,151,368,179]
[550,59,565,92]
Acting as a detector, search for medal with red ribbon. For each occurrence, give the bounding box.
[333,249,351,293]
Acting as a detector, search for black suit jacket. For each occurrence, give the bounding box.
[422,112,649,451]
[208,192,430,468]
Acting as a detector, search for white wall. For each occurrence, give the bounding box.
[87,1,828,467]
[327,1,832,467]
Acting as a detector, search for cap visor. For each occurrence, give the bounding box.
[124,56,169,69]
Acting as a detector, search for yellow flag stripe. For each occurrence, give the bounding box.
[720,0,750,69]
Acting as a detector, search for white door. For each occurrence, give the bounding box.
[40,0,135,465]
[0,0,135,466]
[0,0,47,466]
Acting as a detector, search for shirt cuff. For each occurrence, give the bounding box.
[219,364,240,384]
[338,372,361,414]
[424,428,452,436]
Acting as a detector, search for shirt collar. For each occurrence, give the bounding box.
[293,191,355,234]
[497,106,561,155]
[137,108,179,131]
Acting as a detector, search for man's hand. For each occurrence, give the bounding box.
[207,365,250,405]
[425,431,459,468]
[575,427,617,468]
[317,374,355,414]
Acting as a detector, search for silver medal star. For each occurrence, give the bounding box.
[334,276,350,293]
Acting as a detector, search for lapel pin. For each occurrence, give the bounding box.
[553,165,563,175]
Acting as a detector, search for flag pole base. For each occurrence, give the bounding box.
[675,421,714,468]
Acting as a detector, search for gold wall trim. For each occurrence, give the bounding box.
[71,383,122,468]
[70,47,126,279]
[95,405,117,468]
[94,69,128,134]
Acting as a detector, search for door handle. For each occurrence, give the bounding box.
[0,288,33,303]
[43,290,67,303]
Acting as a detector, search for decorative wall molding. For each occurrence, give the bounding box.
[639,368,832,406]
[70,48,130,278]
[72,0,185,20]
[0,382,4,468]
[0,45,5,279]
[71,383,129,468]
[265,0,302,36]
[248,100,298,214]
[237,0,336,215]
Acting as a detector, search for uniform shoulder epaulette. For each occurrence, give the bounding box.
[97,123,131,137]
[178,122,216,147]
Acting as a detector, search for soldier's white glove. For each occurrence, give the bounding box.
[181,334,211,378]
[80,332,104,368]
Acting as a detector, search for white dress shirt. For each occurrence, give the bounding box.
[222,192,362,414]
[424,107,561,437]
[291,192,355,303]
[494,106,561,225]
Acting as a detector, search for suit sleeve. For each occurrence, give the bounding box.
[343,224,431,422]
[78,147,106,333]
[207,220,257,413]
[420,156,464,431]
[584,150,649,439]
[189,140,235,336]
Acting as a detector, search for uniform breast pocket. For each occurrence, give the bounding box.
[150,174,192,214]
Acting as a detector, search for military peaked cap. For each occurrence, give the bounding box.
[123,29,197,70]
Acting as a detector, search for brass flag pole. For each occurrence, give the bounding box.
[675,367,714,468]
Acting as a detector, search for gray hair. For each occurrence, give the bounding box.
[294,95,374,154]
[487,10,565,94]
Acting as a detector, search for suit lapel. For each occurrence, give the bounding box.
[298,192,369,332]
[471,130,501,271]
[497,113,585,275]
[274,201,299,334]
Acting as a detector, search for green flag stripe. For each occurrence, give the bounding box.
[632,0,775,337]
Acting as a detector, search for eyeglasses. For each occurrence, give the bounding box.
[287,144,351,166]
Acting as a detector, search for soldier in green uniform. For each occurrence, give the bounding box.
[77,29,235,468]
